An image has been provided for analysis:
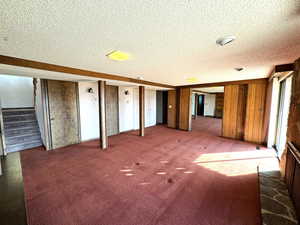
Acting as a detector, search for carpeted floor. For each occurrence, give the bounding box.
[21,120,276,225]
[192,116,222,136]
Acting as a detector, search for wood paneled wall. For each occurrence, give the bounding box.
[244,80,267,144]
[222,80,267,144]
[285,142,300,221]
[172,78,268,144]
[178,87,192,131]
[167,90,177,128]
[222,85,247,140]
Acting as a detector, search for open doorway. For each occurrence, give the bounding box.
[0,75,43,154]
[191,87,224,136]
[156,90,168,125]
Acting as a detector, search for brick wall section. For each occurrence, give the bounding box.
[287,58,300,149]
[281,58,300,174]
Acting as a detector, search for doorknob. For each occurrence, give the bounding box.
[50,118,55,121]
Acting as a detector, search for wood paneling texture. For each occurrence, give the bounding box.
[167,90,177,128]
[215,93,224,118]
[287,59,300,149]
[47,80,79,149]
[285,142,300,221]
[105,85,119,136]
[244,81,267,144]
[222,85,247,140]
[178,88,192,131]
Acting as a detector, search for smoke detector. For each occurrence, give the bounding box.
[234,67,244,71]
[216,36,236,46]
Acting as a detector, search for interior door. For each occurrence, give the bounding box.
[222,84,248,140]
[244,81,267,144]
[167,90,177,128]
[275,77,292,155]
[47,80,80,149]
[106,85,119,136]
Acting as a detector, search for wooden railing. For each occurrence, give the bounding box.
[285,141,300,221]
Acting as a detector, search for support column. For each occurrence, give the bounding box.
[98,81,108,149]
[139,86,145,136]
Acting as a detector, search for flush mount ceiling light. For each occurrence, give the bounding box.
[186,77,198,83]
[234,67,244,71]
[106,50,131,61]
[216,36,236,46]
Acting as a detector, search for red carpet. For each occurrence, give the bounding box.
[192,116,222,136]
[21,120,275,225]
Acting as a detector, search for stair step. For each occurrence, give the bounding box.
[6,141,43,153]
[6,134,41,145]
[2,108,43,152]
[2,109,35,116]
[3,114,36,122]
[4,121,38,130]
[4,127,40,137]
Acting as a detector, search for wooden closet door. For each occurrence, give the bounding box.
[167,90,177,128]
[47,80,79,149]
[105,85,119,136]
[244,81,267,144]
[178,88,192,131]
[222,84,247,139]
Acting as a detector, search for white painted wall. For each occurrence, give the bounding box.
[267,78,280,148]
[0,75,34,108]
[132,88,139,130]
[145,89,156,127]
[191,93,196,116]
[78,82,100,141]
[119,87,156,132]
[35,79,46,146]
[204,94,216,116]
[77,84,157,137]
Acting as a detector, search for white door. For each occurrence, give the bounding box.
[275,76,292,157]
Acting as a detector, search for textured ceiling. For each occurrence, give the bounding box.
[1,0,300,86]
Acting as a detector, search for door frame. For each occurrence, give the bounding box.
[274,76,292,156]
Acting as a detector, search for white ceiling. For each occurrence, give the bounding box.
[1,0,300,86]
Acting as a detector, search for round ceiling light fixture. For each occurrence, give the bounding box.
[216,36,236,46]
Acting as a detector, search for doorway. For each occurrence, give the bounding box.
[156,91,168,124]
[197,95,205,116]
[191,87,224,136]
[275,76,292,157]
